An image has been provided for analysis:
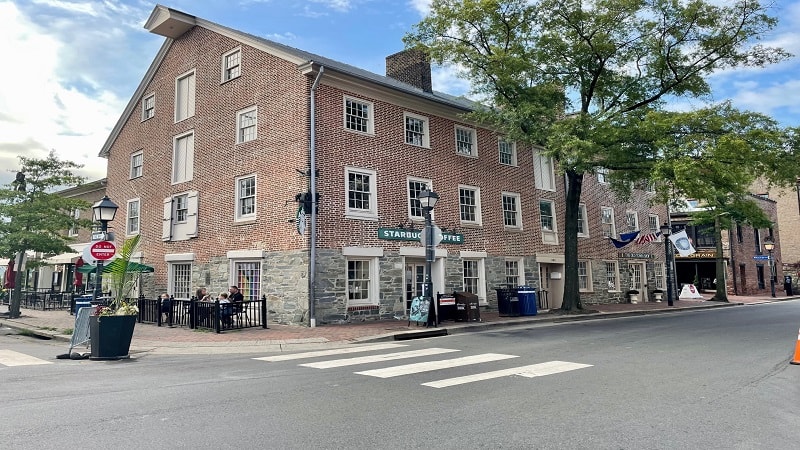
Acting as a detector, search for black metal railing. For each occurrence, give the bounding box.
[137,295,268,333]
[9,289,75,311]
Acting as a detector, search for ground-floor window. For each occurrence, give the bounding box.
[505,259,523,287]
[170,263,192,299]
[605,261,619,291]
[578,260,592,291]
[463,260,479,293]
[347,258,379,306]
[653,262,665,290]
[233,261,261,301]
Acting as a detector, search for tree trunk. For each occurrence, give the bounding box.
[711,215,728,302]
[9,259,23,318]
[561,170,584,311]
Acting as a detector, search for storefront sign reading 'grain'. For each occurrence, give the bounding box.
[378,227,465,244]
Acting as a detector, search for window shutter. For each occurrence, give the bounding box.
[187,73,196,117]
[162,197,173,241]
[185,133,194,181]
[187,190,199,238]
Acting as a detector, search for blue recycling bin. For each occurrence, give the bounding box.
[74,294,93,315]
[517,286,537,316]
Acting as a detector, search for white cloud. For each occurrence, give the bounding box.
[310,0,351,12]
[408,0,431,16]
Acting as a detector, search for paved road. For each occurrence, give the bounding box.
[1,301,798,449]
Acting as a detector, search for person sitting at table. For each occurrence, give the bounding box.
[218,292,234,327]
[196,287,211,302]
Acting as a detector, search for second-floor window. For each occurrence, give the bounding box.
[127,199,140,235]
[533,148,555,191]
[237,107,258,143]
[344,97,373,134]
[502,192,521,228]
[459,186,481,225]
[499,139,516,166]
[404,113,429,147]
[601,207,616,238]
[346,167,377,219]
[455,126,477,156]
[130,151,143,179]
[172,131,194,184]
[625,210,639,233]
[68,208,79,237]
[577,203,589,237]
[407,178,430,220]
[236,175,256,221]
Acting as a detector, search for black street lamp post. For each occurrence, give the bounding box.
[91,196,118,302]
[418,189,439,326]
[764,238,776,298]
[660,223,674,307]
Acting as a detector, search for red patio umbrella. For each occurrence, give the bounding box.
[4,258,15,289]
[74,257,84,287]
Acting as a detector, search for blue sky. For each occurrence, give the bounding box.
[1,0,799,187]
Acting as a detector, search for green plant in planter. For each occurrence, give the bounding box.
[95,234,141,316]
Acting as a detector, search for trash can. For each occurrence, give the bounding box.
[517,286,537,316]
[495,287,519,317]
[784,275,793,296]
[437,293,456,322]
[74,298,92,315]
[454,291,481,322]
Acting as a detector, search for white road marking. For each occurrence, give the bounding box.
[421,360,593,388]
[300,348,460,369]
[0,350,53,367]
[355,353,519,378]
[253,343,408,362]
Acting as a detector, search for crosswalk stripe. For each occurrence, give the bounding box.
[354,353,518,378]
[0,350,53,367]
[300,348,460,369]
[421,360,593,388]
[253,343,408,362]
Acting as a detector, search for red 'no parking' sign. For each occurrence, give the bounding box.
[89,241,116,261]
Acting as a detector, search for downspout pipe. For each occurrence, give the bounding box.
[309,66,324,328]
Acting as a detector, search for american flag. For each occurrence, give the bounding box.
[635,231,661,245]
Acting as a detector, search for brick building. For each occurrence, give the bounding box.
[670,195,782,296]
[96,5,668,325]
[751,178,800,281]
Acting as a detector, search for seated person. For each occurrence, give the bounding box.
[218,292,234,327]
[160,293,171,315]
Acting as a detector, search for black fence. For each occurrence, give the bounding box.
[4,289,76,311]
[137,295,268,333]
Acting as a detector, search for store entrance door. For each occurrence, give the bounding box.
[405,260,426,314]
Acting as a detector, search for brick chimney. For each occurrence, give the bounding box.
[386,49,433,93]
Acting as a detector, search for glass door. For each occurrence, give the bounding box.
[405,261,426,312]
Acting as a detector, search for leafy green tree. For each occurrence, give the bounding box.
[0,152,91,318]
[405,0,797,310]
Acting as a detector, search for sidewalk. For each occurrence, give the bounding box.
[1,294,796,355]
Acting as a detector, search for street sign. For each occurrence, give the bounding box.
[419,225,444,247]
[753,255,770,260]
[91,231,106,241]
[89,241,116,261]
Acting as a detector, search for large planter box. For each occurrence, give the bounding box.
[89,315,136,360]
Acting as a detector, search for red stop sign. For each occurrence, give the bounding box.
[89,241,117,261]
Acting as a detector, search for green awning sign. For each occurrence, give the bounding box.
[378,227,464,244]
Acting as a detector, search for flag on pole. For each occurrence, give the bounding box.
[635,231,661,245]
[609,230,640,248]
[669,229,696,257]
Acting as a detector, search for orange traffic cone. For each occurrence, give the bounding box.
[791,329,800,365]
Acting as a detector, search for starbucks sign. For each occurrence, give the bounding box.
[377,227,464,244]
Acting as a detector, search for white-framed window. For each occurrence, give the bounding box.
[504,258,524,287]
[126,198,140,236]
[577,203,589,237]
[459,185,482,225]
[404,112,429,148]
[601,207,616,238]
[605,261,619,291]
[407,177,431,221]
[625,210,639,232]
[169,262,193,300]
[649,214,660,240]
[347,258,379,306]
[344,96,374,134]
[654,262,665,290]
[141,93,155,121]
[501,192,522,229]
[455,125,477,157]
[232,260,261,301]
[461,251,488,304]
[130,151,143,179]
[540,199,558,244]
[163,191,199,241]
[533,147,555,191]
[578,260,592,292]
[221,47,241,82]
[237,106,257,143]
[498,138,517,166]
[68,208,79,237]
[597,167,610,184]
[172,131,194,184]
[175,69,196,122]
[345,167,378,219]
[236,175,256,221]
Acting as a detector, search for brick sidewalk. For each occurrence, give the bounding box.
[1,294,795,352]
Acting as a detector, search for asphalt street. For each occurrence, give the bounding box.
[1,300,798,449]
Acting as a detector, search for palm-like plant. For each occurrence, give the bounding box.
[102,234,141,315]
